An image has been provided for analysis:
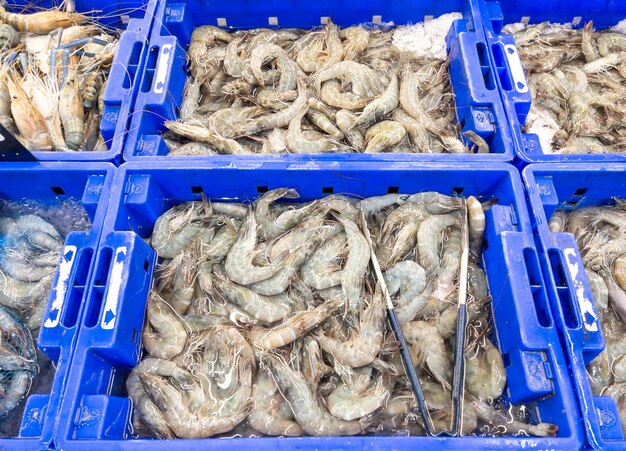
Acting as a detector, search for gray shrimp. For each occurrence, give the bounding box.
[213,265,293,324]
[351,72,399,129]
[417,213,459,275]
[314,285,384,368]
[248,296,342,349]
[142,292,187,359]
[264,353,376,436]
[224,209,282,285]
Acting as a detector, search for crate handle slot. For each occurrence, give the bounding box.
[522,246,553,328]
[104,29,146,98]
[549,240,600,334]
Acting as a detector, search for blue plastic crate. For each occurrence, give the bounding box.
[122,0,517,162]
[523,164,626,450]
[0,162,114,450]
[477,0,626,165]
[3,0,158,163]
[53,161,582,449]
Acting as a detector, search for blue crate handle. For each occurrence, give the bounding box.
[38,232,94,355]
[101,19,149,146]
[483,205,558,403]
[82,231,156,367]
[550,233,604,353]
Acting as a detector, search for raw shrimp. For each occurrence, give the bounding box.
[287,105,346,153]
[465,338,506,400]
[224,209,282,285]
[364,120,407,153]
[327,367,391,421]
[58,56,85,150]
[238,79,308,136]
[300,232,347,290]
[151,202,207,259]
[0,270,52,312]
[549,210,569,233]
[247,296,342,349]
[255,188,323,240]
[378,202,430,268]
[0,6,85,33]
[314,286,384,367]
[352,73,399,129]
[472,396,558,436]
[320,80,372,111]
[417,213,459,274]
[586,269,609,314]
[359,194,408,217]
[305,109,343,140]
[384,261,427,310]
[407,192,463,214]
[314,61,383,98]
[126,357,195,439]
[6,72,52,150]
[265,353,375,436]
[248,370,302,436]
[402,320,452,387]
[335,109,365,150]
[341,26,370,61]
[142,293,187,359]
[140,349,253,437]
[213,265,293,324]
[334,214,370,315]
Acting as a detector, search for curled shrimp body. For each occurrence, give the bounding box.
[327,367,392,421]
[248,296,342,349]
[301,232,347,290]
[364,120,407,153]
[225,209,282,285]
[352,73,399,129]
[141,330,254,438]
[265,353,376,436]
[213,265,292,324]
[465,338,506,400]
[142,293,187,359]
[126,357,195,439]
[248,370,302,436]
[0,269,52,313]
[384,261,427,310]
[417,213,459,275]
[314,286,384,367]
[402,320,452,387]
[151,202,208,259]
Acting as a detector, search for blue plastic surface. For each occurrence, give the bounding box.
[122,0,517,161]
[3,0,157,163]
[0,162,114,450]
[54,161,582,449]
[523,164,626,450]
[478,0,626,164]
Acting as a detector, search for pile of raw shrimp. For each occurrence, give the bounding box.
[0,3,119,151]
[127,189,557,439]
[505,21,626,154]
[550,201,626,434]
[0,198,90,433]
[162,15,489,156]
